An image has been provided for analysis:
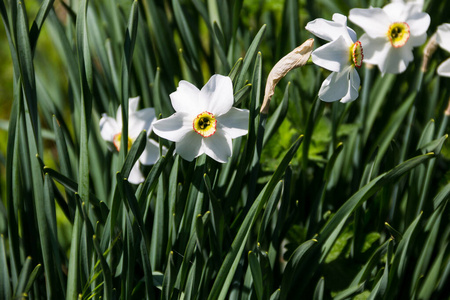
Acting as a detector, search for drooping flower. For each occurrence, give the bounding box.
[152,74,249,163]
[306,13,364,103]
[436,23,450,77]
[100,97,161,184]
[349,2,430,74]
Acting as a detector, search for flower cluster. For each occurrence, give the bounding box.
[306,0,431,102]
[100,0,447,183]
[100,75,249,184]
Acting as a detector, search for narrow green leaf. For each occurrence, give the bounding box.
[207,135,304,300]
[137,144,175,203]
[263,83,290,147]
[249,251,264,300]
[228,58,243,82]
[30,0,55,54]
[313,277,325,300]
[0,235,11,299]
[385,213,423,298]
[236,24,266,90]
[234,84,252,107]
[368,239,393,300]
[119,130,147,180]
[66,209,83,300]
[433,182,450,209]
[418,134,447,155]
[161,251,176,300]
[384,222,403,242]
[23,263,42,295]
[417,240,448,299]
[120,0,139,158]
[302,96,323,170]
[92,235,112,300]
[14,257,33,297]
[367,92,415,161]
[417,119,435,150]
[280,239,319,300]
[257,181,283,242]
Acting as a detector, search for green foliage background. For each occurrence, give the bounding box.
[0,0,449,299]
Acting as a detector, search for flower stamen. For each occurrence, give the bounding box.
[350,41,363,68]
[113,132,133,152]
[387,22,410,48]
[193,111,217,137]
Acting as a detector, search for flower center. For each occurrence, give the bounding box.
[350,41,363,68]
[387,22,410,48]
[113,132,133,152]
[193,111,217,137]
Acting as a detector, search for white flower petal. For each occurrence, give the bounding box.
[318,69,351,102]
[116,105,123,124]
[408,33,427,48]
[437,58,450,77]
[306,16,351,43]
[311,36,350,72]
[202,131,232,163]
[437,23,450,53]
[175,131,204,161]
[139,139,161,165]
[349,8,391,38]
[129,96,140,113]
[129,107,156,138]
[332,13,357,43]
[382,3,410,22]
[407,12,430,40]
[99,115,120,142]
[340,67,360,103]
[380,46,413,74]
[170,80,200,115]
[115,97,142,124]
[216,107,249,138]
[128,162,145,185]
[358,35,391,74]
[152,112,193,142]
[199,74,234,116]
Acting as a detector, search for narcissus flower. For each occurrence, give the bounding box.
[436,23,450,77]
[100,97,161,184]
[349,2,430,74]
[306,13,363,103]
[152,74,249,163]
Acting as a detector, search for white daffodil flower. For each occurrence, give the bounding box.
[152,74,249,163]
[100,97,160,184]
[306,13,363,103]
[349,2,430,75]
[436,23,450,77]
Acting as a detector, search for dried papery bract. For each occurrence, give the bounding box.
[445,97,450,116]
[421,32,438,72]
[261,38,314,114]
